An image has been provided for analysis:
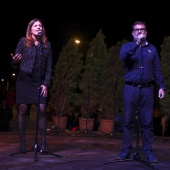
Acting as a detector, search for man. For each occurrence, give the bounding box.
[116,21,165,163]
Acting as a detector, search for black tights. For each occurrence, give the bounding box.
[18,104,47,151]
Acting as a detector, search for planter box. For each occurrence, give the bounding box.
[78,118,94,131]
[99,119,114,134]
[52,116,68,130]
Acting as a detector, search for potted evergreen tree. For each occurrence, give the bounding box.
[78,30,108,132]
[50,38,84,131]
[159,36,170,133]
[98,40,126,134]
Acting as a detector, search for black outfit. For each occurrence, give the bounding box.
[12,38,52,88]
[117,41,165,162]
[16,46,46,104]
[12,38,52,153]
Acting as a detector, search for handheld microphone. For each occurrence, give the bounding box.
[140,37,145,42]
[38,31,42,41]
[37,31,43,55]
[38,31,42,36]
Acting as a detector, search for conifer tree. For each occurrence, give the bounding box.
[79,30,107,118]
[50,38,84,117]
[160,36,170,115]
[99,40,127,119]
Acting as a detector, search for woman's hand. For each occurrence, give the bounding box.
[11,53,22,64]
[39,85,48,97]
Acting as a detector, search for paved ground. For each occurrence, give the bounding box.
[0,119,170,170]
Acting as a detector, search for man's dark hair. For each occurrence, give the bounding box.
[131,21,147,30]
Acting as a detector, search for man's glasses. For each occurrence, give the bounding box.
[133,28,146,32]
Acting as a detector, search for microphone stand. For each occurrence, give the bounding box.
[133,45,155,169]
[84,84,90,134]
[10,36,61,161]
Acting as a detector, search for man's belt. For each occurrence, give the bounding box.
[125,81,154,88]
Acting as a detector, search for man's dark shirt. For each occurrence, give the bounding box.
[120,41,165,89]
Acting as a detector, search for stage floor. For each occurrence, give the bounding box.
[0,119,170,170]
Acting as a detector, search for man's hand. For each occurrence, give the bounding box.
[158,88,165,99]
[136,34,146,45]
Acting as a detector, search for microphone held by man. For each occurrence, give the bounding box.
[136,33,146,45]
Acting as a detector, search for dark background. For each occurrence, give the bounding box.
[1,1,170,82]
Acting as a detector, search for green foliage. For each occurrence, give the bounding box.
[160,36,170,114]
[50,30,127,121]
[50,38,84,116]
[99,40,128,119]
[79,30,108,118]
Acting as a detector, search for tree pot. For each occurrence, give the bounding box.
[78,118,94,131]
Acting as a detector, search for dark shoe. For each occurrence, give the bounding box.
[145,151,158,163]
[115,151,131,160]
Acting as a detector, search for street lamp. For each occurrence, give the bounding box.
[74,38,90,54]
[75,39,80,44]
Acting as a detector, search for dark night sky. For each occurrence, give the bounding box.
[1,1,170,80]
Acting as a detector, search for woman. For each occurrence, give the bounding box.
[11,18,52,154]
